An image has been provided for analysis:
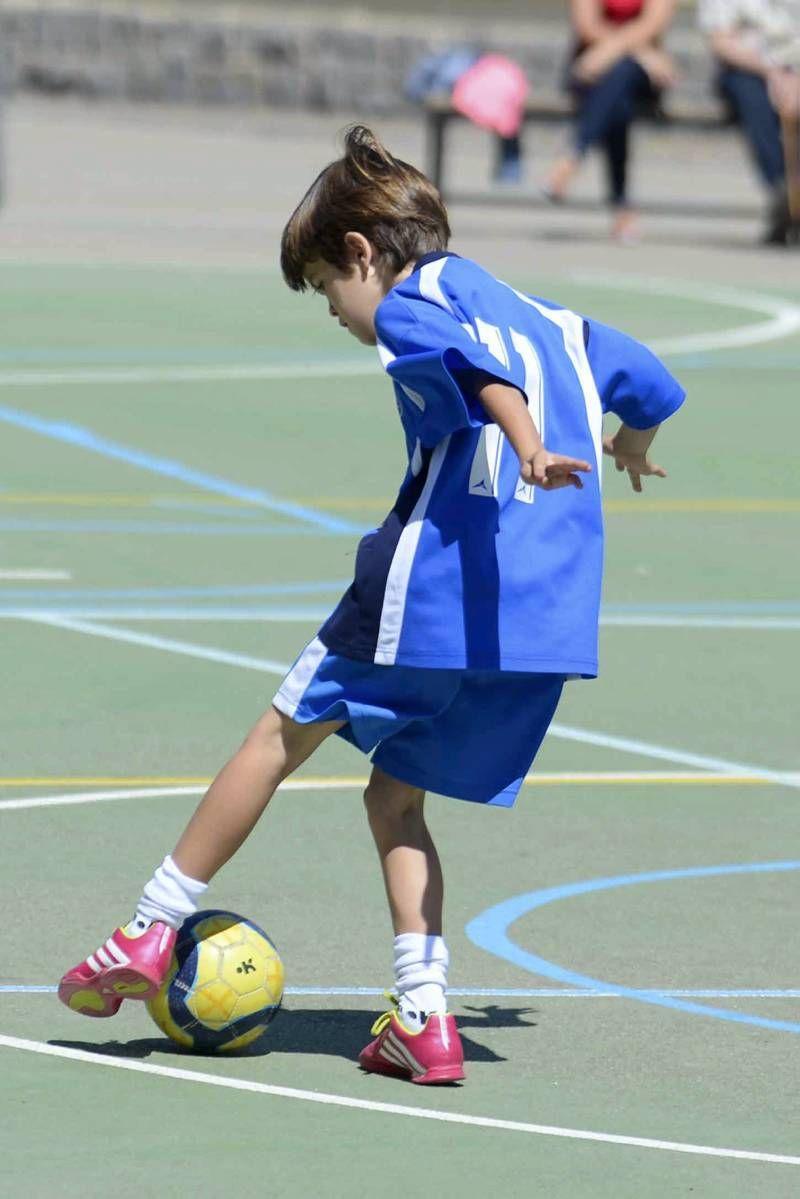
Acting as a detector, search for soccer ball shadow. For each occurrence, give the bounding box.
[49,1003,536,1064]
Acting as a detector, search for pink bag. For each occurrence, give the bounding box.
[451,54,529,138]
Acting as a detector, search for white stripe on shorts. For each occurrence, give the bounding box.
[273,636,328,719]
[374,437,449,666]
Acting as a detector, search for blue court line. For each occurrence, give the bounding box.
[151,499,294,521]
[466,862,800,1035]
[0,405,359,535]
[4,985,800,998]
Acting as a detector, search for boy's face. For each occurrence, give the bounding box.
[305,234,410,347]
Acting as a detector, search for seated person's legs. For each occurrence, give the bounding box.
[546,57,651,205]
[717,65,790,242]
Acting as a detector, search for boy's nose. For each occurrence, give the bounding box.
[328,303,337,318]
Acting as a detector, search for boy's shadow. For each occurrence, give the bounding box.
[51,1004,537,1065]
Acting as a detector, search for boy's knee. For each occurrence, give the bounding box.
[363,773,424,824]
[240,707,336,778]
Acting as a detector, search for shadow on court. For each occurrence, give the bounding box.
[50,1003,537,1064]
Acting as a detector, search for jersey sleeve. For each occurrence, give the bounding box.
[584,318,686,430]
[375,294,522,448]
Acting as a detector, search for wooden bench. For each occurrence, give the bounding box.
[423,91,761,218]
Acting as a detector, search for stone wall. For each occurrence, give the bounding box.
[0,2,712,110]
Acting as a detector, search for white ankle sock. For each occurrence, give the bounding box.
[394,932,448,1030]
[129,855,208,933]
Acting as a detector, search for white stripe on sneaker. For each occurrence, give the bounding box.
[386,1030,426,1076]
[105,938,130,966]
[378,1041,410,1073]
[95,947,115,968]
[86,955,102,974]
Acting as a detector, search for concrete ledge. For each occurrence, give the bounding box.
[0,2,717,112]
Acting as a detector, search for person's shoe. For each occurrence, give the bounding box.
[359,1004,465,1084]
[763,184,792,245]
[543,155,578,204]
[493,156,523,186]
[58,922,176,1017]
[611,209,641,246]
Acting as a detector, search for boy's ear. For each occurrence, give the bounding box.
[343,232,375,277]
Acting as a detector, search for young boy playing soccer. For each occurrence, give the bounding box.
[59,126,684,1085]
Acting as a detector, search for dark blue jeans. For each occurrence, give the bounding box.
[716,65,784,187]
[571,56,659,206]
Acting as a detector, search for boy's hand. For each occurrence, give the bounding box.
[520,448,592,491]
[602,435,666,493]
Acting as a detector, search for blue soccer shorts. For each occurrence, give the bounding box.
[272,636,565,807]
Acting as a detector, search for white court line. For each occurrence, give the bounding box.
[572,274,800,356]
[5,984,800,999]
[25,615,290,676]
[550,724,799,790]
[1,1034,797,1166]
[0,362,378,387]
[599,615,800,632]
[0,276,798,393]
[0,569,72,580]
[4,609,800,631]
[23,616,798,789]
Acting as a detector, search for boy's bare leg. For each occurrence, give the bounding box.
[363,764,443,935]
[172,707,343,883]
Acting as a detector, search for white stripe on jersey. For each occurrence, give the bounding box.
[374,437,450,666]
[474,318,510,368]
[507,289,604,478]
[509,328,544,505]
[273,636,328,718]
[418,259,453,312]
[376,341,396,369]
[468,424,504,499]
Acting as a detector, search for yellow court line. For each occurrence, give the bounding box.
[0,773,776,789]
[603,498,800,514]
[296,498,800,514]
[0,492,247,508]
[2,492,799,514]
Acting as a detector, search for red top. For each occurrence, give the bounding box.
[603,0,644,22]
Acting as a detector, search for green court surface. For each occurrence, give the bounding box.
[1,256,799,1199]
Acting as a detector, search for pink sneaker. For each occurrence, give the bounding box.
[58,922,176,1018]
[359,1007,465,1085]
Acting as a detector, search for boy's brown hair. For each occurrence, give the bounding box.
[281,125,451,291]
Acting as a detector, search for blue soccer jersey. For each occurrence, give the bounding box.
[318,253,685,676]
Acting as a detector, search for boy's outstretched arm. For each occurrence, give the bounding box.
[477,379,592,491]
[603,423,666,494]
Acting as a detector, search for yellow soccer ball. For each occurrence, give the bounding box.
[147,910,284,1052]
